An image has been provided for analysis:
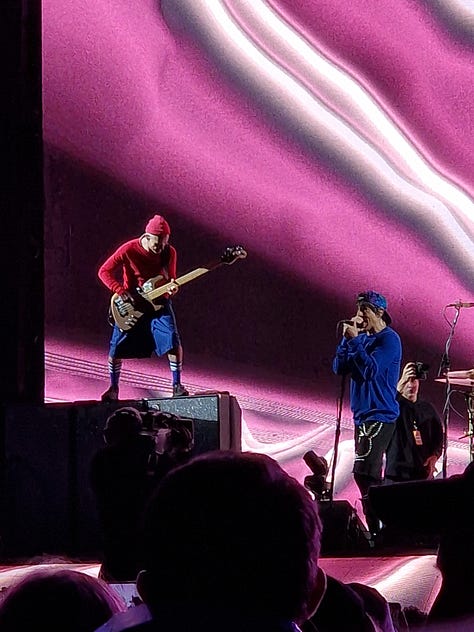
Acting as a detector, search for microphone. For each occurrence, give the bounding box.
[340,319,364,328]
[447,301,474,308]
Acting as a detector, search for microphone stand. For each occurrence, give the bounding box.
[438,305,461,478]
[328,371,347,504]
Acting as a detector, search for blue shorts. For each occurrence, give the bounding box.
[108,300,181,359]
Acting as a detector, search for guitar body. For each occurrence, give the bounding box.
[108,246,247,332]
[110,274,167,332]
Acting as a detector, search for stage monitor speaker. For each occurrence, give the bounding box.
[0,393,242,560]
[318,499,370,556]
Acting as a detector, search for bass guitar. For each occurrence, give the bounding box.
[110,245,247,332]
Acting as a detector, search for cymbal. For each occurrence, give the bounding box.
[446,370,474,379]
[435,377,474,388]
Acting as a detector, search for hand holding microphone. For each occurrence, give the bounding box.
[342,316,363,339]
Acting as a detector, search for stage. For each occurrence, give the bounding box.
[45,330,471,500]
[0,328,468,616]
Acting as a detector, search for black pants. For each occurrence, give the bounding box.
[353,421,395,535]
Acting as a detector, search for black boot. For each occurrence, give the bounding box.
[172,384,189,397]
[101,385,119,402]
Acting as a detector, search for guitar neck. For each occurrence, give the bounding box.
[146,263,220,301]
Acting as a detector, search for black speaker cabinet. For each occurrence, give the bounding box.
[318,500,370,556]
[0,393,241,560]
[0,404,72,558]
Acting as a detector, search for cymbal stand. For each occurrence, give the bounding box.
[463,393,474,463]
[438,305,461,478]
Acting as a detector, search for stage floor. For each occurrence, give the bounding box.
[45,331,472,510]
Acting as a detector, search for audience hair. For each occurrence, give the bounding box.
[0,567,125,632]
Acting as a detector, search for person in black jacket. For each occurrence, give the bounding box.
[385,362,443,482]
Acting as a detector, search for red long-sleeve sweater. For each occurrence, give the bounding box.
[98,239,177,295]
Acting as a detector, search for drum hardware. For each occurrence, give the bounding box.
[435,370,474,463]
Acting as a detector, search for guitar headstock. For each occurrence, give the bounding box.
[220,245,248,265]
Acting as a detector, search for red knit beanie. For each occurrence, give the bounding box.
[145,214,171,236]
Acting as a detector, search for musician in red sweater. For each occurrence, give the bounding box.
[98,214,188,400]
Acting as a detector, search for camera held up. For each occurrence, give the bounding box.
[414,361,429,381]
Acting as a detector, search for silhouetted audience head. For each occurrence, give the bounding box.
[136,451,323,629]
[402,605,427,630]
[0,568,125,632]
[103,407,143,446]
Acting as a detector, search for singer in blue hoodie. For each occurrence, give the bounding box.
[333,290,401,538]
